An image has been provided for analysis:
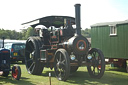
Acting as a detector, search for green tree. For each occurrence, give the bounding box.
[81,28,91,38]
[0,29,10,39]
[25,27,34,39]
[0,28,26,40]
[20,29,27,40]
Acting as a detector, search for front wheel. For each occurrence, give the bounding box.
[12,65,21,80]
[87,48,105,79]
[54,49,70,81]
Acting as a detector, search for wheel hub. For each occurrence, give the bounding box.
[57,62,64,69]
[92,60,99,67]
[30,51,35,59]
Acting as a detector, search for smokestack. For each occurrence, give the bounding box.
[2,37,4,48]
[75,4,81,35]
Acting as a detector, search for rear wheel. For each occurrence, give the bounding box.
[12,65,21,80]
[87,48,105,79]
[54,49,70,81]
[25,37,44,75]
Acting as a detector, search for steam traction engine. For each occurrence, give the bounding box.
[22,4,105,81]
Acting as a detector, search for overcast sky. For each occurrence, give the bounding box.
[0,0,128,31]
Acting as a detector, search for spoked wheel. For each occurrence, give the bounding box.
[25,37,44,75]
[12,65,21,80]
[54,49,70,81]
[87,48,105,79]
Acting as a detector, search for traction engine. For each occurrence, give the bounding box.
[22,4,105,81]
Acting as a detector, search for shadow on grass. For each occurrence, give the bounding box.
[0,62,34,85]
[39,70,55,77]
[67,71,105,85]
[7,63,128,85]
[66,70,128,85]
[106,67,126,72]
[0,76,35,85]
[39,68,128,85]
[30,68,128,85]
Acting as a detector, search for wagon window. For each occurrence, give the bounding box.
[110,25,117,36]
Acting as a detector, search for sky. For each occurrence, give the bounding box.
[0,0,128,31]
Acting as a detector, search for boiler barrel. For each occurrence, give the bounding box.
[63,36,90,55]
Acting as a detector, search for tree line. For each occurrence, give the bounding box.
[0,27,33,40]
[0,28,91,40]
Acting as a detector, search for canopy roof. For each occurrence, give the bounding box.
[22,16,75,28]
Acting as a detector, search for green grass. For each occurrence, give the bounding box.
[0,63,128,85]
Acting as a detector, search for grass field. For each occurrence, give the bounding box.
[0,63,128,85]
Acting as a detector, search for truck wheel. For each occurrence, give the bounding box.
[54,49,70,81]
[12,65,21,80]
[25,37,44,75]
[87,48,105,79]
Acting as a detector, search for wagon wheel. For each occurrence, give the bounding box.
[87,48,105,79]
[25,37,44,75]
[54,49,70,81]
[12,65,21,80]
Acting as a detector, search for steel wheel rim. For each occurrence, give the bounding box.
[88,49,105,78]
[25,40,36,73]
[55,51,66,80]
[12,67,18,79]
[92,51,101,75]
[91,52,101,75]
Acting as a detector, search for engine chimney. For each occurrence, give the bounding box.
[75,4,81,35]
[2,37,4,48]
